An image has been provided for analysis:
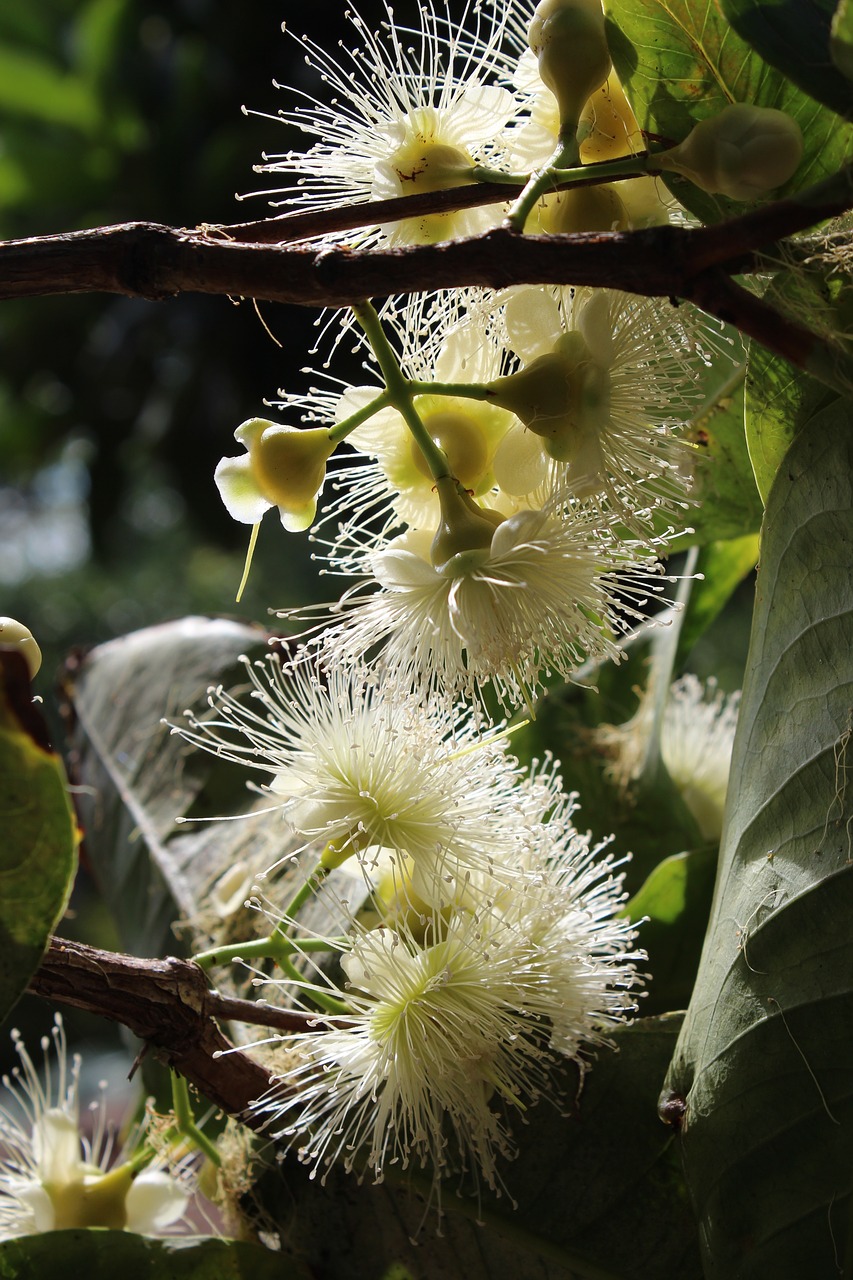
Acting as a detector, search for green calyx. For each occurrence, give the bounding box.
[486,331,610,464]
[430,476,504,577]
[240,418,335,524]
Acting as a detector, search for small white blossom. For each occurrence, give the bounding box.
[0,1017,194,1239]
[660,675,740,840]
[248,2,521,246]
[174,655,536,899]
[310,500,665,708]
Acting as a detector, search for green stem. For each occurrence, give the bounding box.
[475,150,655,194]
[193,932,344,971]
[352,300,452,482]
[171,1072,222,1167]
[471,164,529,186]
[279,953,351,1017]
[326,388,391,444]
[507,136,582,233]
[408,379,494,401]
[280,862,330,922]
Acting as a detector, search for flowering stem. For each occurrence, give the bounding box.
[474,151,655,192]
[506,137,584,233]
[326,388,392,444]
[408,379,495,401]
[352,300,452,482]
[171,1072,222,1167]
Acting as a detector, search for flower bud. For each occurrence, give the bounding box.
[430,476,504,577]
[528,0,612,134]
[0,617,42,678]
[579,77,642,163]
[657,104,803,201]
[215,418,335,533]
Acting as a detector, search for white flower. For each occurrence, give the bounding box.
[596,672,740,841]
[487,286,701,525]
[325,292,517,536]
[249,2,520,246]
[0,1017,193,1239]
[660,675,740,840]
[249,779,641,1192]
[313,501,664,708]
[174,655,534,900]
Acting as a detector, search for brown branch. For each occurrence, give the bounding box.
[27,936,301,1129]
[0,163,850,386]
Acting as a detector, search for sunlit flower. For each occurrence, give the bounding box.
[215,417,335,534]
[174,655,535,899]
[312,499,664,708]
[326,292,517,536]
[247,2,520,246]
[0,1017,194,1239]
[486,286,701,525]
[249,776,641,1193]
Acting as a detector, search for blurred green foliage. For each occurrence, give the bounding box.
[0,0,376,681]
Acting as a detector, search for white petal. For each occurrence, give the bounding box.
[505,288,563,361]
[124,1170,189,1234]
[492,423,549,496]
[214,455,271,524]
[32,1110,82,1185]
[371,549,439,590]
[12,1183,55,1233]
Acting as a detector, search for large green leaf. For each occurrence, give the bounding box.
[0,650,78,1021]
[719,0,853,118]
[67,616,277,958]
[253,1017,700,1280]
[604,0,853,221]
[662,396,853,1275]
[0,1230,310,1279]
[745,351,837,503]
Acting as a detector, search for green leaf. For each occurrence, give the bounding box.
[683,374,764,545]
[603,0,853,221]
[745,352,837,503]
[675,534,759,664]
[254,1017,701,1280]
[663,397,853,1276]
[67,616,275,957]
[0,1230,310,1279]
[626,846,718,1014]
[832,0,853,80]
[0,650,78,1021]
[718,0,853,118]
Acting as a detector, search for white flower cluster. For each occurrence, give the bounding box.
[188,0,757,1205]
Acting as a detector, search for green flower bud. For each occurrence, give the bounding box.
[528,0,612,135]
[657,104,803,201]
[430,476,504,577]
[0,617,42,678]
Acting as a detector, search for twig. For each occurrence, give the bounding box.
[26,936,295,1129]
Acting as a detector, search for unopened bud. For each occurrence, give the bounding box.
[657,104,803,201]
[528,0,612,134]
[0,617,42,679]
